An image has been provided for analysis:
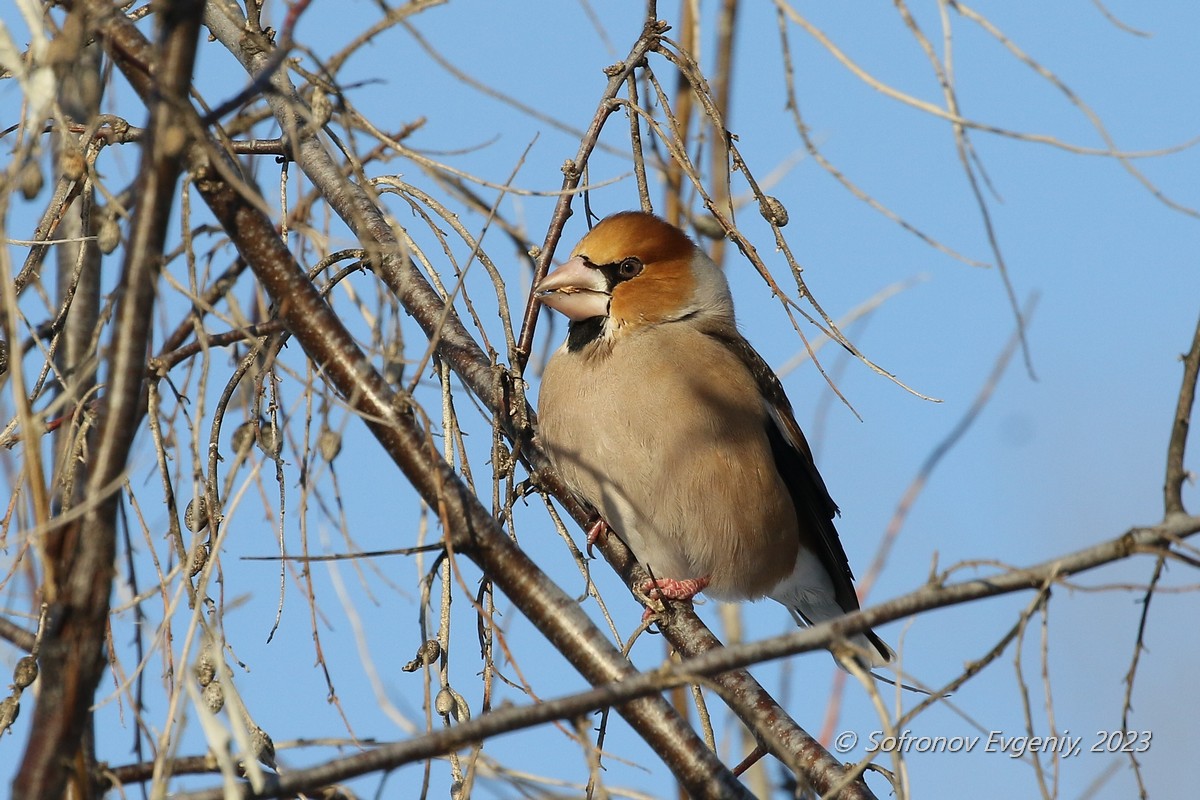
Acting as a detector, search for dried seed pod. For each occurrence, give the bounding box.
[401,639,441,673]
[257,423,282,456]
[249,724,276,769]
[19,160,44,200]
[435,687,471,722]
[97,214,121,254]
[195,651,216,687]
[12,657,37,690]
[188,544,209,577]
[691,214,726,240]
[0,696,18,733]
[185,497,209,532]
[758,195,789,227]
[60,147,86,181]
[492,442,512,476]
[317,428,342,462]
[0,339,8,376]
[202,680,224,713]
[232,421,257,455]
[310,87,332,128]
[434,687,456,717]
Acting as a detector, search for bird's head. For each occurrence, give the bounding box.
[535,212,734,334]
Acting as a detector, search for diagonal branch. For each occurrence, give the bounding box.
[192,152,750,800]
[81,5,750,796]
[199,2,511,416]
[91,2,880,796]
[196,3,880,796]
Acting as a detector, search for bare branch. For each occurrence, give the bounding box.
[1164,311,1200,517]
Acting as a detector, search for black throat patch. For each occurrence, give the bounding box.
[566,316,607,352]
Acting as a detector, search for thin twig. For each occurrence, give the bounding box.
[1164,311,1200,516]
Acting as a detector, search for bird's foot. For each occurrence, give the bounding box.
[584,517,609,557]
[641,576,710,601]
[639,576,710,624]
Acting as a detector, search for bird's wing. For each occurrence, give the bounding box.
[707,328,860,613]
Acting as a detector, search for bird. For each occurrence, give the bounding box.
[534,210,891,667]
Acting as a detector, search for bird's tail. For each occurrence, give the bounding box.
[777,594,893,669]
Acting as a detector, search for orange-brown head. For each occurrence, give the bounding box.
[535,212,734,336]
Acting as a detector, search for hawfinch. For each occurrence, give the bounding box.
[535,211,890,667]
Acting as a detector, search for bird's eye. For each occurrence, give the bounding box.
[617,257,643,279]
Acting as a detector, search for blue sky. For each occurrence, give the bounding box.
[2,1,1198,798]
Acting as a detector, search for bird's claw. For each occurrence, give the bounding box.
[584,517,609,557]
[636,576,710,625]
[640,576,710,602]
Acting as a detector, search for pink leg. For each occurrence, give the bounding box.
[584,517,609,557]
[641,576,710,601]
[639,576,710,624]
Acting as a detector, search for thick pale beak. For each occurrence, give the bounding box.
[534,256,610,321]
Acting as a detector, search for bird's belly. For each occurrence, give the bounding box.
[538,332,799,602]
[541,400,797,599]
[619,492,798,603]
